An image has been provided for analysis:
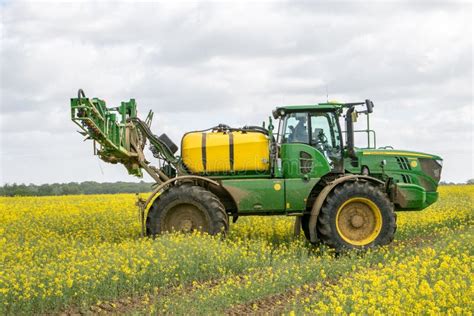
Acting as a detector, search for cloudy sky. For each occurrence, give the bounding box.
[0,1,472,184]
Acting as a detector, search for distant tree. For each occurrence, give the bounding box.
[467,179,474,185]
[0,181,154,196]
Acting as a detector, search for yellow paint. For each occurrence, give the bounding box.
[274,183,282,191]
[286,202,291,209]
[233,132,270,171]
[335,197,382,246]
[362,151,433,158]
[206,132,231,171]
[181,132,205,172]
[181,131,270,173]
[410,160,418,168]
[145,191,162,213]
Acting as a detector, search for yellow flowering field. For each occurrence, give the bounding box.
[0,186,472,315]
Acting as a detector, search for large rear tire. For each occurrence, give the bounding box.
[146,185,229,236]
[317,181,396,250]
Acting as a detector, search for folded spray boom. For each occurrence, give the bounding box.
[70,89,185,184]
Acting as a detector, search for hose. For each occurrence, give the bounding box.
[78,89,86,100]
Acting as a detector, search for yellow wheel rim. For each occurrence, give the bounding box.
[335,197,382,246]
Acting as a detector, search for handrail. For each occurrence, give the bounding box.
[342,129,377,149]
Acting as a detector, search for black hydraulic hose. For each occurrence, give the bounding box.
[76,89,87,117]
[78,89,86,100]
[241,125,270,135]
[129,118,174,156]
[183,123,269,136]
[129,118,187,175]
[212,125,269,135]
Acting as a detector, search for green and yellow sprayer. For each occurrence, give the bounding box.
[70,89,442,250]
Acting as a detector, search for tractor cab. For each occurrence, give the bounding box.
[272,103,346,176]
[272,100,376,177]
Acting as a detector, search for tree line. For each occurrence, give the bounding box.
[0,181,154,197]
[1,179,472,197]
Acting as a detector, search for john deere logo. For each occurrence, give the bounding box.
[274,183,282,191]
[410,160,418,168]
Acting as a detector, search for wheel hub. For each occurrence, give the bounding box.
[163,203,209,233]
[180,219,193,232]
[350,214,364,228]
[336,198,382,246]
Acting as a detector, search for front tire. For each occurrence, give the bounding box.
[317,181,396,250]
[301,214,313,243]
[146,185,229,236]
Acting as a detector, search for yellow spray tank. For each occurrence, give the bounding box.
[181,126,270,174]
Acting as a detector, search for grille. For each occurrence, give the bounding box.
[396,156,411,170]
[401,174,412,184]
[300,151,313,174]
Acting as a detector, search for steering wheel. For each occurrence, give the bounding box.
[314,131,333,154]
[317,131,328,144]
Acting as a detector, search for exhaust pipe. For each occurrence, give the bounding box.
[345,106,356,158]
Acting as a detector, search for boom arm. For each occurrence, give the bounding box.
[70,89,186,184]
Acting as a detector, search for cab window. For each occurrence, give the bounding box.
[282,113,309,143]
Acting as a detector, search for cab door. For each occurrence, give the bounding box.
[308,112,343,173]
[279,112,331,179]
[278,112,332,212]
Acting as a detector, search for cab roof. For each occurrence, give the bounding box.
[273,102,344,118]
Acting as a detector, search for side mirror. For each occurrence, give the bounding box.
[272,109,279,119]
[365,99,374,113]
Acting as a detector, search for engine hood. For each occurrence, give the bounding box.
[351,148,443,187]
[357,149,442,161]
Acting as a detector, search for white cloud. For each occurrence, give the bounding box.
[0,1,472,184]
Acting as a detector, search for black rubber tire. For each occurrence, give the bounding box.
[301,214,312,243]
[146,185,229,236]
[317,181,396,250]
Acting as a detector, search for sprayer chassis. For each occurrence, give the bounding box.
[71,90,442,250]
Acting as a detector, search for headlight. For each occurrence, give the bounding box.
[435,159,443,167]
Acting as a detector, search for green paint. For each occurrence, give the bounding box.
[274,102,344,113]
[221,179,285,212]
[70,96,143,177]
[280,143,331,179]
[395,183,428,210]
[285,178,319,211]
[344,148,442,211]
